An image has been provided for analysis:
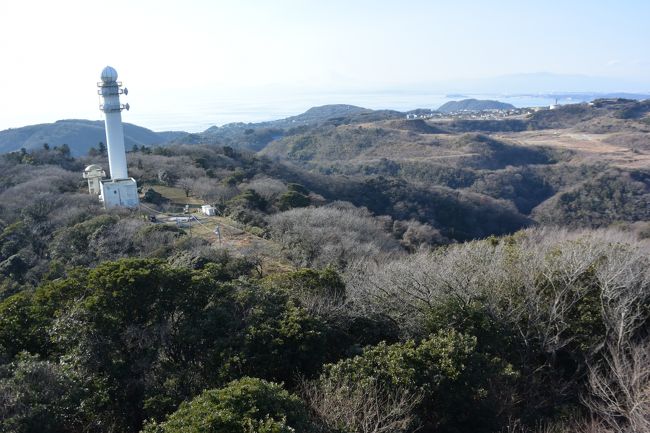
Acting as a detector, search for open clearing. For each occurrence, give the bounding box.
[140,185,292,275]
[496,129,650,169]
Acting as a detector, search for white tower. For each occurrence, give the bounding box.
[97,66,139,208]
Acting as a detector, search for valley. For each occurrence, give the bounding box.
[1,98,649,433]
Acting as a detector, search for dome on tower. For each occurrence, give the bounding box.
[100,66,118,83]
[84,164,104,173]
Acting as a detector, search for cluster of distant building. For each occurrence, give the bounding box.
[404,99,575,121]
[405,107,539,121]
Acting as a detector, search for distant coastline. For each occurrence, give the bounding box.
[2,92,648,134]
[136,91,649,133]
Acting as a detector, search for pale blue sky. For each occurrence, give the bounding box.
[1,0,649,130]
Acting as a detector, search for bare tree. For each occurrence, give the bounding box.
[587,342,650,433]
[190,178,239,205]
[176,177,196,198]
[345,226,650,419]
[242,176,288,201]
[393,219,447,251]
[344,238,515,335]
[302,377,422,433]
[268,206,403,269]
[499,418,612,433]
[584,239,650,433]
[346,226,650,341]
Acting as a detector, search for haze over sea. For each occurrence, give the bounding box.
[131,92,598,133]
[4,1,650,135]
[4,88,632,134]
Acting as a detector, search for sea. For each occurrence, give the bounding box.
[129,92,602,133]
[7,90,639,134]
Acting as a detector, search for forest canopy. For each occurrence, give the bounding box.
[1,99,650,433]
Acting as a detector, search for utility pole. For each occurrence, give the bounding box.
[214,225,222,245]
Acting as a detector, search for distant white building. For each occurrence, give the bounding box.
[201,205,216,216]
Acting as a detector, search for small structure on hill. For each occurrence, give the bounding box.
[201,205,216,216]
[83,164,105,195]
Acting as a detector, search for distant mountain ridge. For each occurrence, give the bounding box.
[438,99,515,113]
[0,106,393,157]
[206,104,400,131]
[6,97,648,157]
[191,104,404,151]
[0,119,183,157]
[284,104,369,123]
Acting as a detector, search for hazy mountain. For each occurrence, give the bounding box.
[283,104,369,123]
[0,119,181,157]
[233,104,402,129]
[437,99,515,113]
[184,105,404,151]
[200,105,373,136]
[155,130,190,143]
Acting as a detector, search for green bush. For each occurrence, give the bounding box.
[261,267,345,300]
[142,377,310,433]
[142,188,168,205]
[0,292,48,360]
[50,214,120,265]
[287,183,309,195]
[241,290,333,384]
[223,170,246,186]
[321,330,511,433]
[230,189,268,210]
[276,191,310,211]
[0,259,342,429]
[0,354,87,433]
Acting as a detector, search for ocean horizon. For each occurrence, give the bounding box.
[129,92,606,133]
[7,91,646,134]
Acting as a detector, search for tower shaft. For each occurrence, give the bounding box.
[98,77,129,179]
